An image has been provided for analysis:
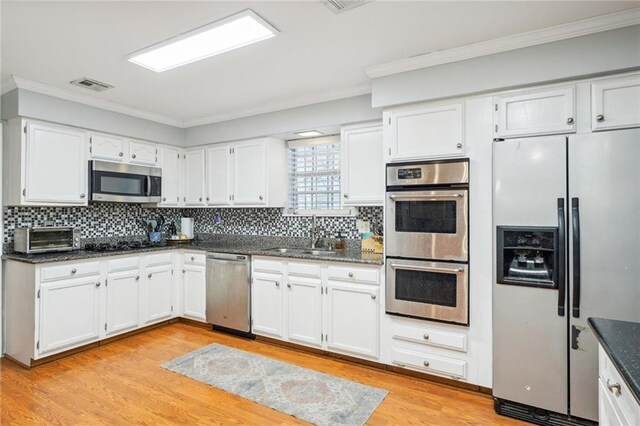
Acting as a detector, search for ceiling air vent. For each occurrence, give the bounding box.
[69,77,114,93]
[323,0,367,14]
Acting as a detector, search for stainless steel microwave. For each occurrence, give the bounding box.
[89,161,161,203]
[14,226,81,254]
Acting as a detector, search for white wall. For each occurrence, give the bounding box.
[184,94,382,146]
[372,25,640,108]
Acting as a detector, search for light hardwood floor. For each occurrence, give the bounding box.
[0,323,526,425]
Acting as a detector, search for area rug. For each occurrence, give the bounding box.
[162,343,388,425]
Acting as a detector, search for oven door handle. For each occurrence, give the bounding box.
[388,193,464,201]
[389,263,465,274]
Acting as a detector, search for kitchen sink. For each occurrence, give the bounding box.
[266,247,292,253]
[264,247,336,256]
[302,249,336,255]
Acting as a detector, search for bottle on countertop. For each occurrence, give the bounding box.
[335,232,345,250]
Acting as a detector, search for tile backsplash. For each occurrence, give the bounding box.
[3,204,383,245]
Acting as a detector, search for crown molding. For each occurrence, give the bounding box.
[182,84,372,128]
[365,8,640,79]
[1,75,183,127]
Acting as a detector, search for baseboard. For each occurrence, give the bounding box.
[177,317,212,329]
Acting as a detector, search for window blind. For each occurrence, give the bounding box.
[288,136,341,212]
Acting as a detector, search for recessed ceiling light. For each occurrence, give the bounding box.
[295,130,324,137]
[127,10,278,72]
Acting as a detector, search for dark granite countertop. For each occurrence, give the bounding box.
[2,238,384,266]
[588,317,640,405]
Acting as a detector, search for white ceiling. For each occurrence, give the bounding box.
[2,1,638,127]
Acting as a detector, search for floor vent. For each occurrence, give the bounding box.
[69,77,114,92]
[494,398,596,426]
[323,0,367,14]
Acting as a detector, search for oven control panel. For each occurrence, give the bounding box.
[397,168,422,180]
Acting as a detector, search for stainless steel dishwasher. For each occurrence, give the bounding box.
[206,252,252,336]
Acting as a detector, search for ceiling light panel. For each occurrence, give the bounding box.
[295,130,324,137]
[128,10,278,72]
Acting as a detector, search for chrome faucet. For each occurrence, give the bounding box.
[310,214,322,249]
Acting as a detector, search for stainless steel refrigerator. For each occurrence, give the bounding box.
[492,128,640,423]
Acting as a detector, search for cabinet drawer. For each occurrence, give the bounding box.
[327,265,379,284]
[253,258,285,274]
[392,323,467,352]
[40,261,101,282]
[145,252,173,267]
[600,346,640,423]
[392,347,467,379]
[107,256,140,273]
[288,261,321,278]
[183,252,205,266]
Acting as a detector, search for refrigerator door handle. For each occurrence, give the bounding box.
[571,197,581,318]
[557,198,566,316]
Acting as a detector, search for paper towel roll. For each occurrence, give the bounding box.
[181,218,194,239]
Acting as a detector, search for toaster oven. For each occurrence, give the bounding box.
[14,226,81,254]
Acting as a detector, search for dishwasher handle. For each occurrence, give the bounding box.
[207,252,248,262]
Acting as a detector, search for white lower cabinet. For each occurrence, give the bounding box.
[252,274,285,339]
[105,269,141,337]
[144,264,173,324]
[287,277,322,348]
[182,264,206,322]
[598,345,640,425]
[38,277,102,356]
[251,258,382,362]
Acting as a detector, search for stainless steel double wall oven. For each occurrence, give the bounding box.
[385,159,470,325]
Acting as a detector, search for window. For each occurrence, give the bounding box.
[288,136,346,214]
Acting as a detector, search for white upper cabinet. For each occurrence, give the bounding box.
[341,122,384,206]
[184,147,207,206]
[384,103,464,162]
[158,145,183,207]
[90,133,126,162]
[206,144,233,206]
[233,139,267,205]
[591,75,640,131]
[20,120,89,206]
[495,86,575,138]
[129,139,157,166]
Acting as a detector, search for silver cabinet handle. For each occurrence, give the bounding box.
[343,193,349,199]
[199,197,203,202]
[606,378,621,395]
[389,263,464,274]
[206,197,210,202]
[118,152,124,157]
[275,282,280,287]
[135,276,140,281]
[95,282,101,287]
[348,272,354,278]
[287,283,292,288]
[371,293,376,299]
[456,143,463,149]
[147,273,152,279]
[389,193,463,201]
[131,154,137,159]
[423,361,430,367]
[80,193,86,199]
[423,334,430,340]
[182,269,186,273]
[596,114,605,123]
[259,195,264,201]
[566,117,574,125]
[162,197,166,202]
[71,268,77,274]
[191,256,195,261]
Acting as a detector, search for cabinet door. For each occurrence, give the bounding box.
[25,122,88,205]
[206,144,232,206]
[159,146,182,206]
[387,104,464,161]
[38,277,101,355]
[598,379,625,426]
[144,264,173,324]
[106,270,141,337]
[592,76,640,131]
[233,140,267,205]
[182,264,206,322]
[287,277,322,348]
[184,148,206,206]
[251,275,284,338]
[129,140,157,165]
[496,86,575,138]
[90,133,126,162]
[325,281,379,359]
[341,123,383,206]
